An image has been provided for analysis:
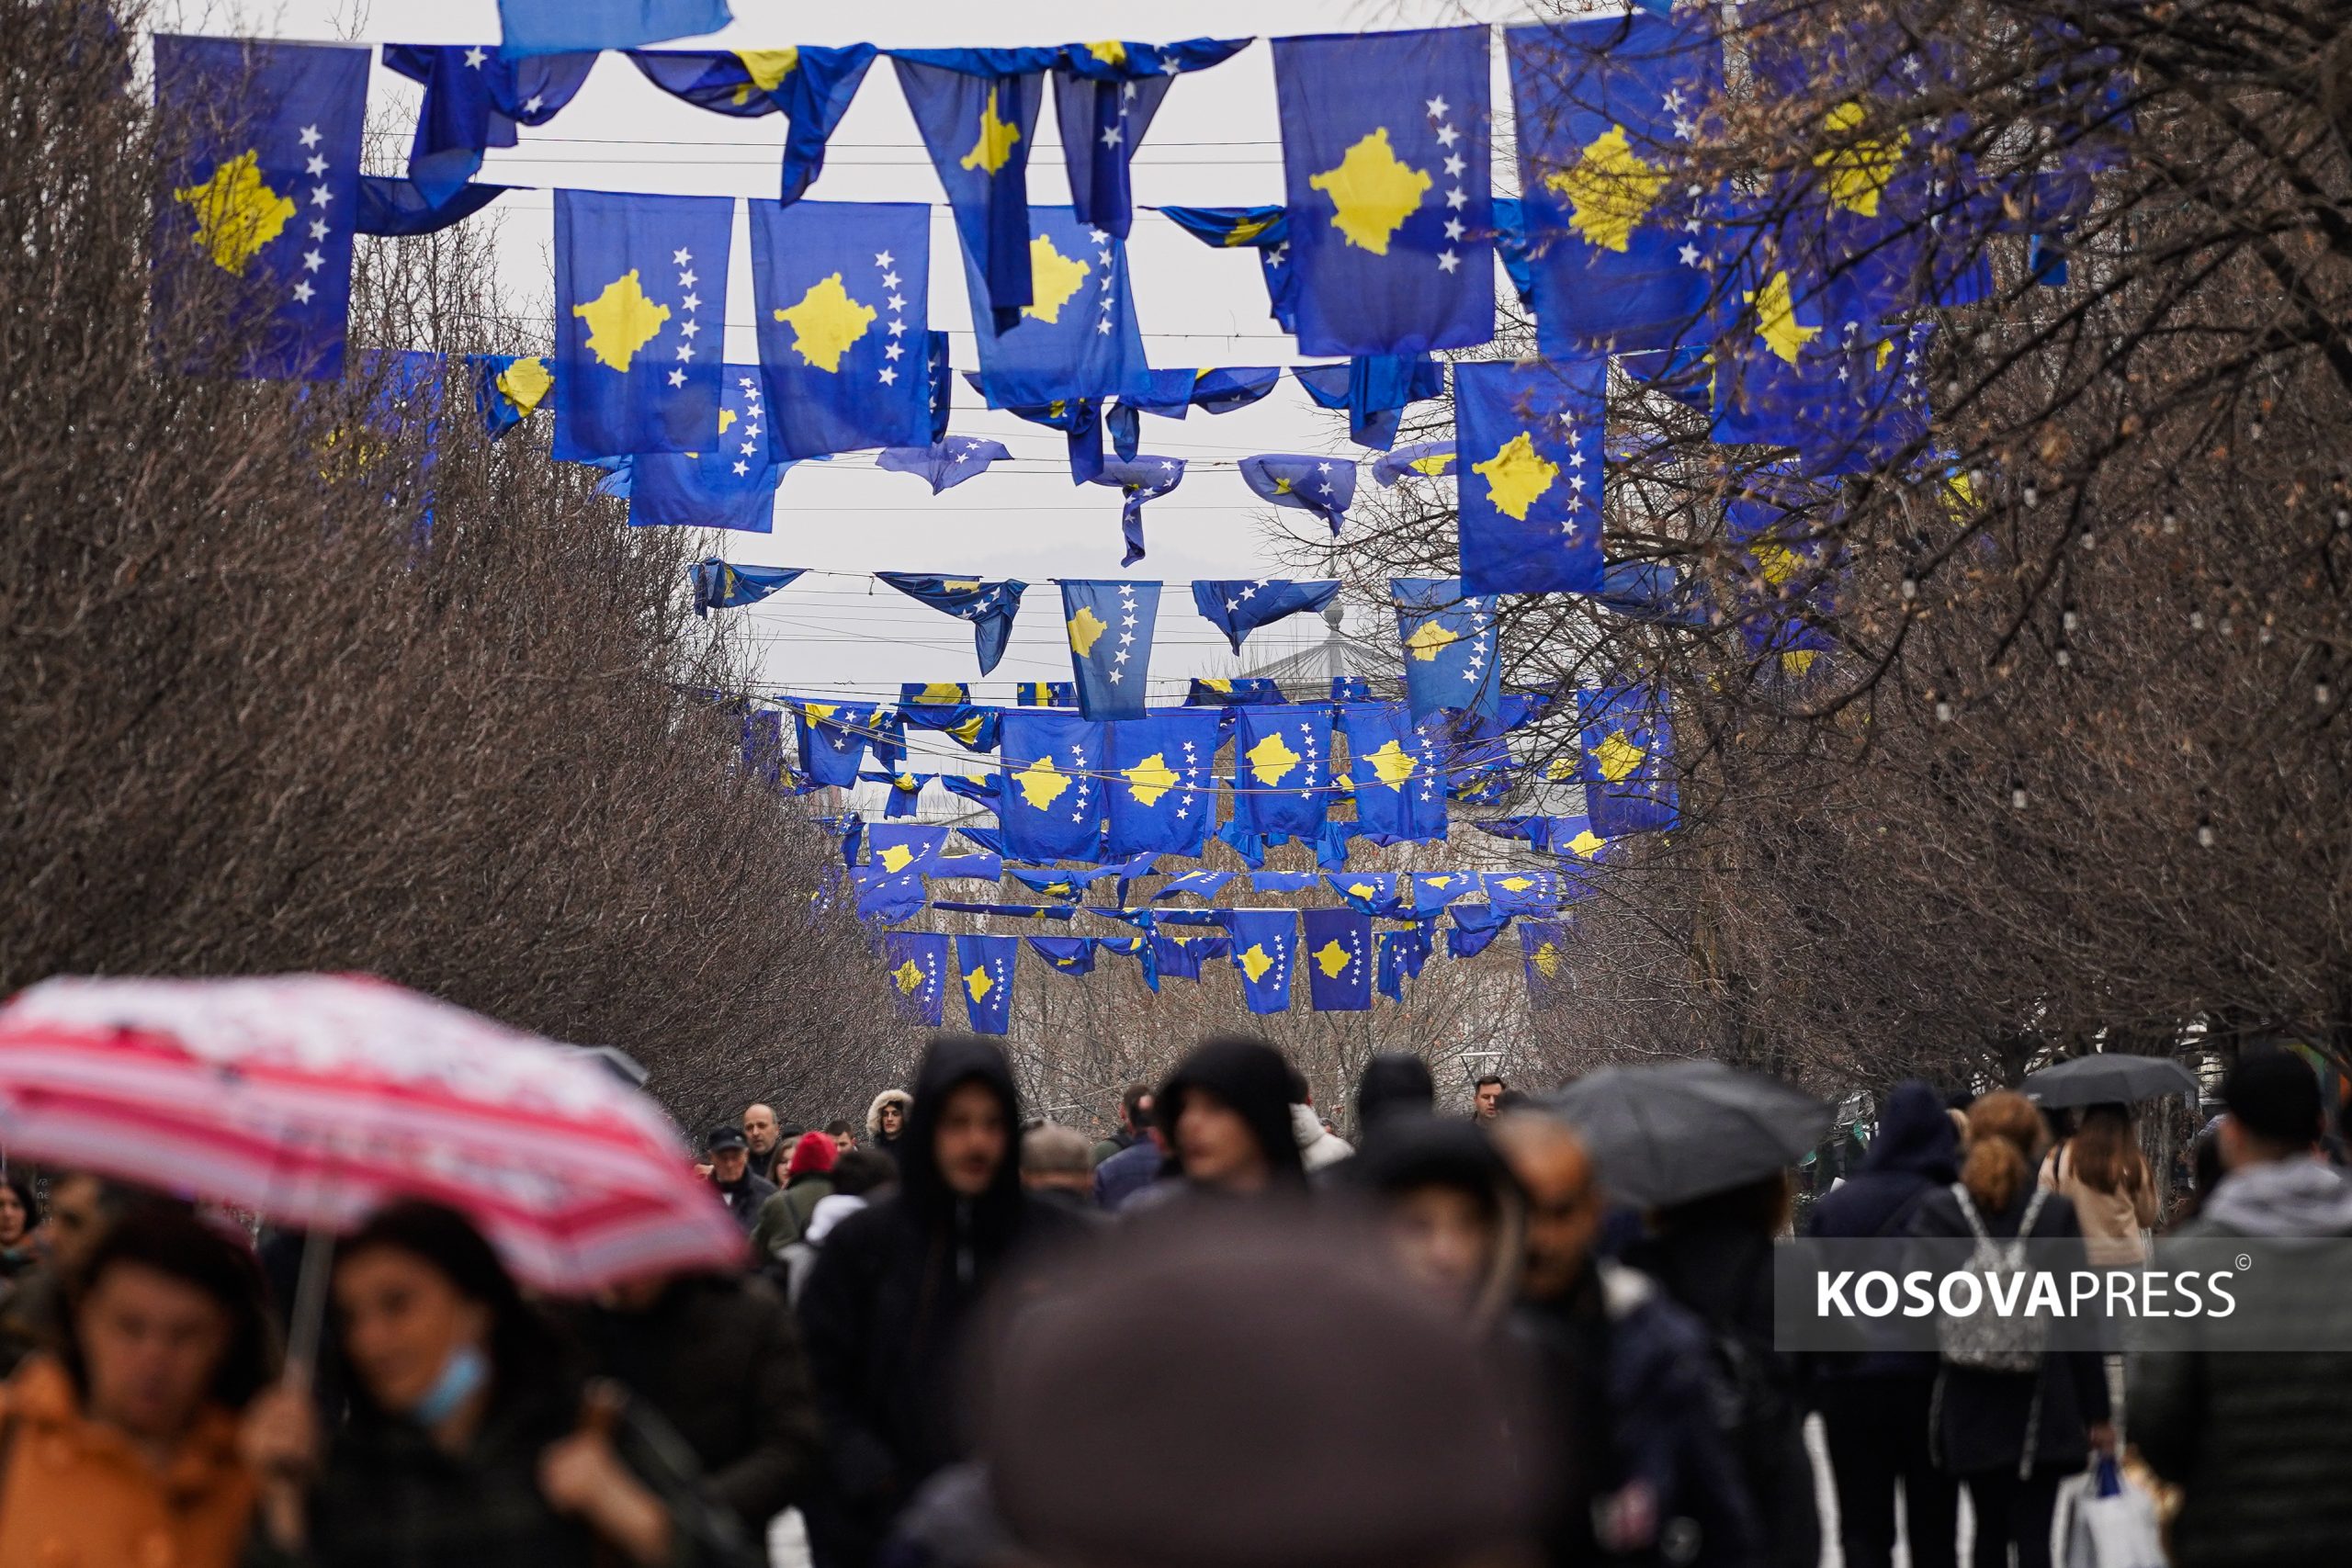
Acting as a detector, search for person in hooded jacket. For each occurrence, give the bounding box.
[865,1089,913,1168]
[1354,1052,1437,1136]
[1147,1037,1308,1201]
[1286,1063,1355,1174]
[1349,1114,1527,1328]
[1801,1080,1961,1568]
[795,1038,1087,1568]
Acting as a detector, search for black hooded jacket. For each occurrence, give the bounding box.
[796,1037,1083,1568]
[1801,1079,1960,1383]
[1155,1037,1308,1191]
[1353,1052,1437,1134]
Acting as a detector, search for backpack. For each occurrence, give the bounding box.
[1936,1182,2052,1372]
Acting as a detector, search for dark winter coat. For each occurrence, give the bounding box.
[2132,1158,2352,1568]
[1802,1080,1960,1381]
[1905,1182,2109,1478]
[1153,1038,1307,1190]
[752,1175,835,1261]
[573,1272,821,1540]
[1091,1138,1162,1212]
[714,1169,779,1234]
[796,1038,1087,1568]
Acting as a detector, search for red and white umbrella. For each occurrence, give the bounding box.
[0,973,741,1294]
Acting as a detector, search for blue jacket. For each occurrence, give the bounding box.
[1091,1138,1163,1212]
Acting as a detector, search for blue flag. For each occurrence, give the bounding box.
[876,574,1028,675]
[1234,705,1334,839]
[1327,874,1403,918]
[1447,902,1511,959]
[739,706,787,794]
[1373,439,1456,487]
[899,700,1001,753]
[1189,677,1284,707]
[1408,871,1476,919]
[794,698,891,789]
[1238,459,1356,534]
[1343,703,1450,844]
[1249,872,1321,895]
[863,768,931,818]
[1105,711,1220,859]
[899,682,972,708]
[499,0,728,57]
[1061,581,1159,719]
[1455,358,1607,594]
[357,176,512,237]
[1579,685,1679,836]
[882,932,949,1025]
[1301,908,1373,1012]
[1484,871,1563,917]
[998,712,1106,862]
[1152,931,1230,982]
[626,45,876,201]
[1053,39,1249,237]
[1377,925,1434,1001]
[1219,909,1298,1015]
[1725,478,1841,680]
[1027,936,1097,976]
[1193,580,1341,656]
[383,45,594,205]
[1394,578,1500,719]
[932,852,1006,886]
[626,367,784,531]
[152,37,368,381]
[1520,919,1571,1005]
[1156,204,1297,332]
[954,934,1018,1034]
[866,823,953,880]
[1018,682,1076,706]
[1094,934,1160,992]
[893,50,1054,326]
[876,436,1009,493]
[1292,356,1446,450]
[1153,868,1234,902]
[1332,676,1374,703]
[690,559,803,616]
[1273,27,1494,355]
[1505,12,1724,355]
[853,862,927,924]
[751,200,932,457]
[554,191,732,459]
[471,355,552,439]
[1088,458,1183,566]
[965,207,1148,409]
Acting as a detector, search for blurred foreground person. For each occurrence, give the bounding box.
[1801,1081,1960,1568]
[1494,1114,1762,1568]
[0,1169,121,1374]
[0,1201,272,1568]
[0,1171,38,1280]
[1356,1053,1437,1135]
[241,1201,754,1568]
[2133,1051,2352,1568]
[1149,1037,1306,1201]
[797,1038,1085,1568]
[966,1206,1535,1568]
[1351,1115,1526,1325]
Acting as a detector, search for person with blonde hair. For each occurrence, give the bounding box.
[1906,1092,2112,1568]
[2038,1103,2158,1266]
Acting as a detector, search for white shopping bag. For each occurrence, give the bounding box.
[2064,1458,2166,1568]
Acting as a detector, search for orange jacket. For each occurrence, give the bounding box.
[0,1356,256,1568]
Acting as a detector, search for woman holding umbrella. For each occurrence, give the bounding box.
[241,1201,758,1567]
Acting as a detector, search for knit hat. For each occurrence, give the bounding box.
[785,1129,840,1179]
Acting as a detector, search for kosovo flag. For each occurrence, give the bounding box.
[1273,27,1493,355]
[1186,367,1283,415]
[1097,934,1161,992]
[740,706,786,793]
[627,45,876,201]
[1053,39,1249,237]
[1088,459,1183,566]
[358,176,512,237]
[1485,871,1563,917]
[1506,12,1724,355]
[1543,813,1613,866]
[554,191,732,459]
[853,863,927,924]
[865,822,952,879]
[1455,359,1607,594]
[1027,936,1097,978]
[894,50,1054,326]
[1377,925,1434,1001]
[876,574,1028,675]
[1193,580,1342,655]
[1152,931,1231,982]
[1234,705,1334,839]
[1373,439,1456,487]
[1302,908,1373,1012]
[1292,357,1447,450]
[876,436,1010,493]
[1447,902,1511,959]
[1579,685,1679,836]
[1219,909,1298,1015]
[1520,919,1571,1005]
[1326,874,1401,918]
[900,682,972,708]
[499,0,728,57]
[471,355,553,439]
[1153,868,1234,901]
[999,712,1107,862]
[1156,204,1298,332]
[1725,479,1841,681]
[1394,578,1501,720]
[1238,459,1356,534]
[690,559,803,616]
[1004,867,1080,901]
[899,700,1001,753]
[382,45,594,205]
[883,932,949,1025]
[794,698,889,788]
[1188,677,1284,707]
[1408,871,1476,919]
[1061,581,1159,719]
[1344,703,1449,844]
[1019,682,1076,706]
[966,207,1148,409]
[955,935,1018,1034]
[752,201,932,457]
[1106,711,1220,859]
[627,368,784,531]
[862,769,931,818]
[152,37,368,381]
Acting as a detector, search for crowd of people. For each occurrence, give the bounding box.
[2,1037,2351,1568]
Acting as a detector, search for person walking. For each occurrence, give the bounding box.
[1091,1084,1152,1167]
[1287,1064,1355,1173]
[1351,1115,1525,1325]
[2038,1102,2158,1267]
[1907,1092,2112,1568]
[0,1201,272,1568]
[708,1127,780,1236]
[865,1089,913,1168]
[774,1150,895,1307]
[1150,1037,1308,1201]
[1802,1080,1961,1568]
[796,1038,1087,1568]
[743,1105,789,1184]
[1354,1053,1436,1136]
[240,1201,756,1568]
[1472,1074,1507,1123]
[752,1132,841,1261]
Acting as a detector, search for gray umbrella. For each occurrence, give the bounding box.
[1541,1059,1834,1208]
[2024,1054,2199,1110]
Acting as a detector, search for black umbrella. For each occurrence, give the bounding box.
[2024,1054,2199,1110]
[1541,1059,1835,1208]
